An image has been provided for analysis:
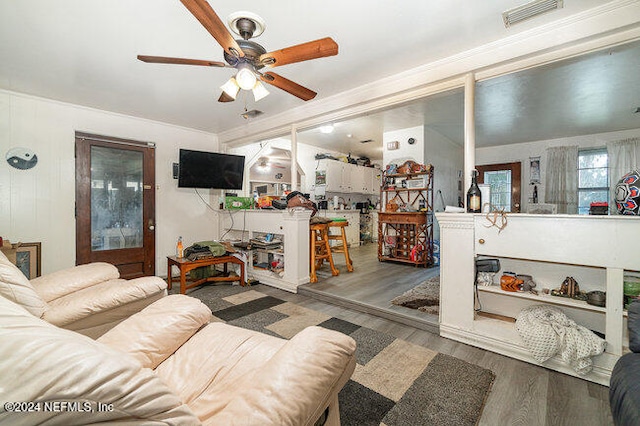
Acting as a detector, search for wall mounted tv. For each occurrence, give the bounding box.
[178,149,245,190]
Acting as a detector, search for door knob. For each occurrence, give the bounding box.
[148,219,155,231]
[478,239,485,244]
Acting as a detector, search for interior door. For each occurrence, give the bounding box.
[477,161,522,213]
[75,132,156,278]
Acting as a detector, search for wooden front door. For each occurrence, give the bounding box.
[477,161,522,213]
[75,132,156,278]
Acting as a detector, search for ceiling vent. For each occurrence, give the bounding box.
[241,109,264,119]
[502,0,564,28]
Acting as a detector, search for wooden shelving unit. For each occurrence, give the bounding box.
[377,167,434,267]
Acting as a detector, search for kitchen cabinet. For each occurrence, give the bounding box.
[317,159,379,195]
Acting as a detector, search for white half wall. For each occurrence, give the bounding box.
[0,90,219,275]
[475,127,640,213]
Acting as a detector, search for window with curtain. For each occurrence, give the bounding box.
[607,138,640,214]
[577,149,608,215]
[544,146,578,214]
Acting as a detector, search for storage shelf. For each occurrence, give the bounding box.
[478,281,628,317]
[385,172,429,178]
[478,285,607,313]
[382,187,429,192]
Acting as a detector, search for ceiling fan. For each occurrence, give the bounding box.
[137,0,338,103]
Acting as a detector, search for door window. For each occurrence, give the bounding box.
[90,146,144,251]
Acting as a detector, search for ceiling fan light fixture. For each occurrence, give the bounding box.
[252,81,270,101]
[236,66,257,90]
[220,77,240,99]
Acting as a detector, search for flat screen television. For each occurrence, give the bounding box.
[178,149,245,189]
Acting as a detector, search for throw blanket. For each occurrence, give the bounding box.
[515,305,607,375]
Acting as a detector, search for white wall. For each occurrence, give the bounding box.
[0,90,219,274]
[424,127,463,210]
[476,127,640,213]
[382,126,424,167]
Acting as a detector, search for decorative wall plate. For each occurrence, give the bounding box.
[6,147,38,170]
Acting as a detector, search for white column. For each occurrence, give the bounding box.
[291,125,298,191]
[464,72,476,210]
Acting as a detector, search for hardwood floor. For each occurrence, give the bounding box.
[283,243,613,426]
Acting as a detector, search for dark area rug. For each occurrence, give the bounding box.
[391,275,440,314]
[182,284,494,426]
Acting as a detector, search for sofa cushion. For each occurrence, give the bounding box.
[0,295,200,425]
[98,294,212,369]
[0,250,47,317]
[43,276,167,327]
[154,322,356,425]
[31,261,120,302]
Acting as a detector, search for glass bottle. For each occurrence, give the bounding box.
[466,170,482,213]
[176,236,184,258]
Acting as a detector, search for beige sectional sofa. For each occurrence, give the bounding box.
[0,293,357,425]
[0,250,167,337]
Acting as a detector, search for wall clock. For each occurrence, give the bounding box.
[6,147,38,170]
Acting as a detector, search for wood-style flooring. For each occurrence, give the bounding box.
[285,243,613,426]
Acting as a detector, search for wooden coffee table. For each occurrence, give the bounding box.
[167,255,245,294]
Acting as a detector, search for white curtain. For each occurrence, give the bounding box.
[544,146,578,214]
[607,138,640,214]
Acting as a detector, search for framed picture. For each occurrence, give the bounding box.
[529,157,541,184]
[15,242,41,279]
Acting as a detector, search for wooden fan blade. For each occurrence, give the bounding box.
[260,72,317,101]
[179,0,244,58]
[137,55,226,67]
[218,92,235,103]
[259,37,338,68]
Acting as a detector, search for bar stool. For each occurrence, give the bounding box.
[309,223,339,283]
[328,221,354,272]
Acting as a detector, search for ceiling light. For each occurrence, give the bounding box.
[319,125,334,134]
[220,77,240,99]
[252,81,270,101]
[236,66,257,90]
[257,159,269,170]
[241,109,264,119]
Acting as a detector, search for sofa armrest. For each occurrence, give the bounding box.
[98,294,212,369]
[31,262,120,302]
[209,326,356,426]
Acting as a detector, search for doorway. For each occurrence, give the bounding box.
[477,162,522,212]
[75,132,156,278]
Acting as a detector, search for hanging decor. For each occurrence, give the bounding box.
[529,156,540,184]
[614,170,640,215]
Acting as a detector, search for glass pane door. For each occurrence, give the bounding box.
[90,146,143,251]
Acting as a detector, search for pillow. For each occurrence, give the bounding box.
[0,250,47,317]
[628,299,640,353]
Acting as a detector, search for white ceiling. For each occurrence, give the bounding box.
[296,39,640,159]
[0,0,619,142]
